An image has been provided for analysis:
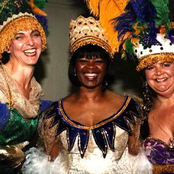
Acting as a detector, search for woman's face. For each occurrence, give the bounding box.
[8,30,42,66]
[145,62,174,97]
[75,56,107,88]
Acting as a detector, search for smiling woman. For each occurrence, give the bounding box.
[110,0,174,173]
[0,0,52,173]
[22,15,152,174]
[145,62,174,96]
[9,30,42,67]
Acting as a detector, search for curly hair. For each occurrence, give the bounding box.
[140,72,156,139]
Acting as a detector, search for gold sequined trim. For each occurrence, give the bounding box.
[0,15,46,58]
[70,36,113,59]
[153,164,174,174]
[58,97,131,130]
[136,53,174,71]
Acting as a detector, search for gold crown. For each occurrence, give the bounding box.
[69,15,113,58]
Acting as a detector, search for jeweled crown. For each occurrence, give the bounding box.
[69,15,113,58]
[134,34,174,71]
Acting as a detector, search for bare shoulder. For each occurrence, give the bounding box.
[62,93,76,103]
[105,90,125,103]
[103,90,128,112]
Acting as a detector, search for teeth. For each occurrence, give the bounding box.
[84,73,97,77]
[24,49,36,53]
[156,78,166,82]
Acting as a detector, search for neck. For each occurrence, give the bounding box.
[76,85,106,102]
[154,94,174,108]
[4,63,34,90]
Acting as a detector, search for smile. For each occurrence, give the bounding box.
[156,78,167,82]
[24,49,36,55]
[84,73,97,78]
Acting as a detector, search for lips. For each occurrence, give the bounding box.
[84,73,97,80]
[156,78,167,82]
[24,49,36,56]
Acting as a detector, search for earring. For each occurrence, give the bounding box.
[74,68,76,76]
[105,80,108,86]
[144,81,148,88]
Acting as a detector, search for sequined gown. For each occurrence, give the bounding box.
[0,65,52,173]
[22,96,152,174]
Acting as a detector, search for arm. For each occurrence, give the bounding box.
[49,140,59,161]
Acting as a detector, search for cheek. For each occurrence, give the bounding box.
[35,39,42,48]
[38,38,42,46]
[9,42,21,53]
[145,70,153,81]
[75,63,84,73]
[100,65,107,75]
[168,69,174,76]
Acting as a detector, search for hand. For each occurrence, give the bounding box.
[0,141,29,168]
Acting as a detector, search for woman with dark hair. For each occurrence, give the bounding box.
[68,44,115,87]
[22,15,151,174]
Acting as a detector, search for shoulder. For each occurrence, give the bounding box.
[40,100,54,112]
[105,90,125,104]
[124,93,143,107]
[41,100,60,118]
[38,100,61,154]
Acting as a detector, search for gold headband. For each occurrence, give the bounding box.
[0,13,46,58]
[136,53,174,71]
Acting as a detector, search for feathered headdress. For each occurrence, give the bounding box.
[85,0,129,55]
[85,0,174,71]
[0,0,48,58]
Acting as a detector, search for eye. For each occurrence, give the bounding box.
[94,58,104,64]
[95,60,103,63]
[163,62,171,67]
[78,58,88,63]
[14,34,24,40]
[146,65,154,70]
[32,31,41,37]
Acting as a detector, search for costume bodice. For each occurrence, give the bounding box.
[143,137,174,165]
[38,96,144,173]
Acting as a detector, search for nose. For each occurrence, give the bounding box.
[155,66,163,75]
[26,36,34,46]
[86,60,96,69]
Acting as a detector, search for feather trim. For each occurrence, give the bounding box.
[85,0,129,53]
[128,148,153,174]
[22,147,67,174]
